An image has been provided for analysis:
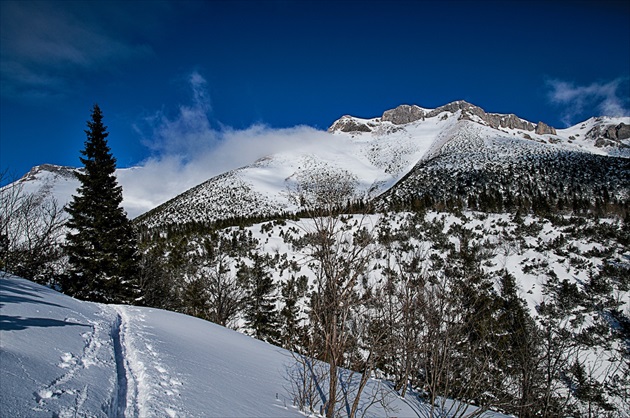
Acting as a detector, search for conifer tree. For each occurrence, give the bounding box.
[279,274,308,349]
[496,270,542,417]
[238,252,279,344]
[64,104,139,303]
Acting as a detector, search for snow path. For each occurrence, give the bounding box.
[111,311,131,417]
[0,276,183,418]
[112,305,184,418]
[0,277,119,417]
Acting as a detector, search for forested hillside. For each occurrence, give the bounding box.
[135,206,629,416]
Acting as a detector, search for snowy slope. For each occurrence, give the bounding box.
[3,274,501,418]
[131,209,629,415]
[137,113,459,228]
[378,116,630,212]
[138,103,629,228]
[556,116,630,157]
[6,164,175,220]
[0,274,305,417]
[14,164,80,209]
[178,211,628,334]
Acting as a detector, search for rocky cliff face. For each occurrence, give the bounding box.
[586,122,630,148]
[607,123,630,140]
[535,121,557,135]
[327,115,373,133]
[337,101,557,136]
[433,101,556,133]
[382,104,426,124]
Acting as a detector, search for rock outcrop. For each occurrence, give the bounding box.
[327,116,372,133]
[427,100,477,117]
[379,101,540,131]
[587,122,630,147]
[607,123,630,140]
[382,104,426,124]
[484,113,536,131]
[329,100,557,137]
[617,123,630,140]
[535,121,557,135]
[429,101,538,131]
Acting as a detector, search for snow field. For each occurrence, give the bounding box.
[1,277,118,417]
[4,275,449,417]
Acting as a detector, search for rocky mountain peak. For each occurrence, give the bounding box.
[446,102,535,131]
[327,115,373,133]
[381,104,426,124]
[437,101,560,135]
[379,101,479,125]
[329,100,558,138]
[19,164,77,182]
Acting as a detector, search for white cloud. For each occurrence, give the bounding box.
[124,71,330,218]
[189,71,211,112]
[546,77,629,126]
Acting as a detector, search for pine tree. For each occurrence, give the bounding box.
[496,270,542,417]
[238,252,279,344]
[64,104,139,303]
[279,274,308,349]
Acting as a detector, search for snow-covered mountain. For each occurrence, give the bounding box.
[377,115,630,213]
[136,109,458,228]
[1,274,501,418]
[137,101,629,229]
[11,164,80,208]
[7,100,629,228]
[4,164,179,220]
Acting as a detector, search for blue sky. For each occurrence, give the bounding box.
[1,0,629,184]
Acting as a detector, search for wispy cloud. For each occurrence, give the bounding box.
[546,77,630,126]
[124,71,329,217]
[140,71,216,159]
[0,1,152,100]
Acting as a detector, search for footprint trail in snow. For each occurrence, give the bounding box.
[114,306,185,418]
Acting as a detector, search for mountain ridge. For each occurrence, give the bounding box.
[6,100,629,228]
[329,101,554,134]
[137,101,629,228]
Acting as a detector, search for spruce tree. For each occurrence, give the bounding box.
[496,270,542,417]
[64,104,139,303]
[279,274,308,349]
[237,253,279,344]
